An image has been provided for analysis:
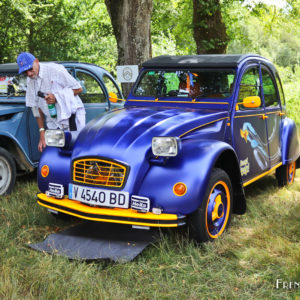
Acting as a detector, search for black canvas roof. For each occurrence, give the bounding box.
[142,54,264,68]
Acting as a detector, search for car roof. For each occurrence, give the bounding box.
[0,63,19,74]
[0,61,109,75]
[142,54,268,68]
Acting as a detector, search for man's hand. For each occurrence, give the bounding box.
[73,87,82,96]
[45,93,56,105]
[38,131,46,152]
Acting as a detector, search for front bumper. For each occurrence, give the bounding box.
[37,193,186,227]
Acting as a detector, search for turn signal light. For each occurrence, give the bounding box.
[173,182,187,196]
[41,165,49,178]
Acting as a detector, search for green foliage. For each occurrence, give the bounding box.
[0,0,117,72]
[223,1,299,68]
[152,0,196,56]
[278,65,300,124]
[0,173,299,298]
[221,1,300,123]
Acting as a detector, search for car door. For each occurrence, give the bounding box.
[261,65,282,168]
[232,65,269,183]
[75,68,110,123]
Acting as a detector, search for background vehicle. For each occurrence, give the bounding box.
[0,62,123,195]
[36,54,300,242]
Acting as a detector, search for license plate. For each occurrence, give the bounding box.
[46,183,64,199]
[69,184,129,208]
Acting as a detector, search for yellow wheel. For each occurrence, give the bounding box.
[276,161,296,187]
[188,168,233,243]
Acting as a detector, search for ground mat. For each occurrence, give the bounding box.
[29,221,157,262]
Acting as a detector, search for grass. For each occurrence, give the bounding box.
[0,171,299,299]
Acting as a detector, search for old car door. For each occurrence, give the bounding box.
[261,65,282,168]
[74,68,110,123]
[232,65,270,183]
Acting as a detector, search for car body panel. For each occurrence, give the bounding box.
[36,54,300,229]
[281,118,300,164]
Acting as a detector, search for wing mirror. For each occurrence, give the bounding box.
[236,96,261,110]
[109,92,118,103]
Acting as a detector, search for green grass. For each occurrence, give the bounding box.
[0,172,299,299]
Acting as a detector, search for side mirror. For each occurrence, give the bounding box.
[243,96,261,108]
[236,96,261,110]
[109,92,118,103]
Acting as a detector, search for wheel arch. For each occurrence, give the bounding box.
[214,149,246,214]
[0,135,35,174]
[139,139,246,215]
[281,118,300,165]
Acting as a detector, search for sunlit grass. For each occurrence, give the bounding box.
[0,172,299,299]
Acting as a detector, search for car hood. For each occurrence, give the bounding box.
[0,104,25,116]
[72,107,228,192]
[73,107,228,159]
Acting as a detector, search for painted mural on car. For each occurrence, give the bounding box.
[37,54,300,242]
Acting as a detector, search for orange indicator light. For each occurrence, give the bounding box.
[173,182,187,196]
[41,165,49,178]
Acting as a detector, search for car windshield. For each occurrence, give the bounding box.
[0,74,27,97]
[133,70,235,99]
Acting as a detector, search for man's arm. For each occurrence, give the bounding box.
[36,108,46,152]
[45,87,82,104]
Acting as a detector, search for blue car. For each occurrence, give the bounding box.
[36,54,300,242]
[0,62,123,195]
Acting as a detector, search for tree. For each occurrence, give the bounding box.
[0,0,26,63]
[192,0,228,54]
[105,0,153,97]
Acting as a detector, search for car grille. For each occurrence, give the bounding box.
[73,158,127,188]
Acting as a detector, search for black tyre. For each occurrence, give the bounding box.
[0,147,16,195]
[276,161,296,187]
[188,168,233,243]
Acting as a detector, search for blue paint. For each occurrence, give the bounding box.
[37,54,300,225]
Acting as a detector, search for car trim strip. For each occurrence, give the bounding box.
[234,113,265,119]
[37,193,185,227]
[127,99,230,105]
[179,117,229,138]
[243,162,283,187]
[38,200,184,227]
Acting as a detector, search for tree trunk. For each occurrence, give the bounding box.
[193,0,228,54]
[105,0,153,97]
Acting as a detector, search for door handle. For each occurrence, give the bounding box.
[260,114,268,120]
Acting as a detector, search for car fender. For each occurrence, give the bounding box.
[281,118,300,165]
[38,146,72,193]
[138,139,244,215]
[0,132,35,172]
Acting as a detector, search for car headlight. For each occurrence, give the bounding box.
[45,130,65,147]
[152,137,181,157]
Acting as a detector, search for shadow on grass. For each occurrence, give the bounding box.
[243,174,278,198]
[17,169,38,183]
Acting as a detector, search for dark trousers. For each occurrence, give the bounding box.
[69,114,77,131]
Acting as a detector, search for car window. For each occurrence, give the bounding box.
[238,67,262,109]
[75,71,106,104]
[275,74,285,106]
[261,68,279,107]
[133,70,235,99]
[102,74,123,103]
[0,74,27,97]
